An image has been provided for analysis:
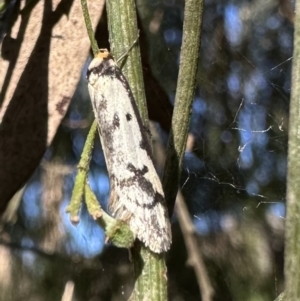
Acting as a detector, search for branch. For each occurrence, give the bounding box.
[129,245,167,301]
[105,1,167,300]
[175,191,214,301]
[162,0,204,217]
[81,0,99,56]
[284,0,300,299]
[85,184,134,249]
[66,120,97,224]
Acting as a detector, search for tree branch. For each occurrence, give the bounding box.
[162,0,204,217]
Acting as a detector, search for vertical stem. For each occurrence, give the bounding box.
[80,0,99,56]
[129,244,167,301]
[162,0,204,217]
[284,0,300,299]
[105,1,167,300]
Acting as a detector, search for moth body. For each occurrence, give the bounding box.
[87,49,171,253]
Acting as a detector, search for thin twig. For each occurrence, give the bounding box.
[81,0,99,56]
[85,183,134,248]
[175,191,214,301]
[66,120,97,223]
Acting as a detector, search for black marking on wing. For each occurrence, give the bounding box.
[112,67,154,160]
[101,65,118,80]
[126,113,132,121]
[113,113,120,129]
[92,92,115,153]
[127,163,148,175]
[118,164,165,209]
[93,94,107,111]
[87,57,112,79]
[102,126,115,153]
[119,163,153,198]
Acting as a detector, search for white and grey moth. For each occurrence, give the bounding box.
[86,49,171,253]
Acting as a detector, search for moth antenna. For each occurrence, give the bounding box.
[116,31,140,64]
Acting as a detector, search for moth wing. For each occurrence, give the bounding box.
[88,62,171,253]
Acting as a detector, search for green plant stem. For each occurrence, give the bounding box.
[284,0,300,299]
[66,120,97,222]
[81,0,99,56]
[85,183,134,248]
[162,0,204,217]
[129,244,167,301]
[106,1,167,300]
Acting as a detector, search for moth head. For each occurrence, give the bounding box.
[97,49,113,60]
[87,49,115,81]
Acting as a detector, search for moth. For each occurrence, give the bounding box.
[86,49,171,253]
